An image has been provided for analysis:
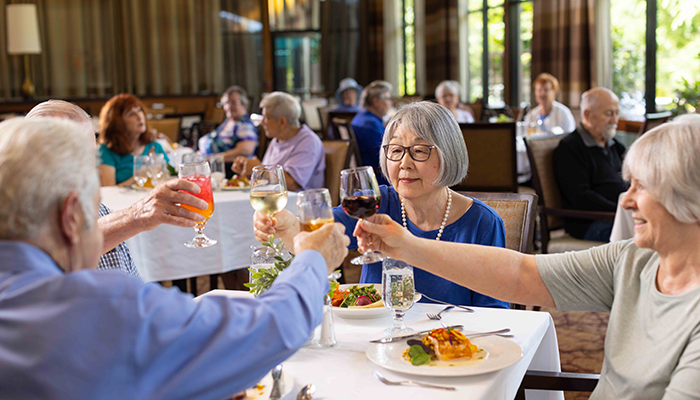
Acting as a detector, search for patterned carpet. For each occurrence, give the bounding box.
[541,307,608,400]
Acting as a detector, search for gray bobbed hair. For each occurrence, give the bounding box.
[623,113,700,224]
[379,101,469,187]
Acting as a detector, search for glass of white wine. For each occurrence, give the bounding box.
[382,258,415,336]
[249,165,288,217]
[298,188,334,232]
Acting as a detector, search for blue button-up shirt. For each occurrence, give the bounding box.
[0,241,328,400]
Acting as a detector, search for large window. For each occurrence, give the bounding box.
[399,0,417,96]
[612,0,700,116]
[459,0,531,106]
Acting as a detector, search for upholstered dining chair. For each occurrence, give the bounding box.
[459,191,538,254]
[453,122,518,193]
[524,135,615,254]
[322,140,351,206]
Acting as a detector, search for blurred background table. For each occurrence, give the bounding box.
[100,186,298,282]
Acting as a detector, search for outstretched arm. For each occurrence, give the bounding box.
[354,214,556,307]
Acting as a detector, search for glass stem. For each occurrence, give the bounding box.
[393,311,405,329]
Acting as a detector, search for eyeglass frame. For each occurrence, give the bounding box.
[382,144,437,162]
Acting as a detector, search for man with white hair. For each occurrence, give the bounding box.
[26,100,208,279]
[232,91,325,191]
[552,87,629,241]
[0,117,350,399]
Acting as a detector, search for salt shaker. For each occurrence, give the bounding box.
[317,294,337,348]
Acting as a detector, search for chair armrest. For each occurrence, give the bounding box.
[520,370,600,392]
[543,208,616,221]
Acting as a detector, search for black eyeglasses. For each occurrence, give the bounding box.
[383,144,436,162]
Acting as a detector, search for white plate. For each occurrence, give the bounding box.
[244,367,295,399]
[366,335,523,377]
[332,284,421,320]
[221,185,250,191]
[129,184,153,191]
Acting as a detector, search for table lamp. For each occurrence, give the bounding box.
[6,4,42,98]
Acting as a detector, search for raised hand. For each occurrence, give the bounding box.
[129,179,207,231]
[294,223,350,273]
[253,209,299,244]
[352,214,414,259]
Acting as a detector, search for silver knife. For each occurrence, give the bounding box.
[369,325,465,344]
[269,364,283,400]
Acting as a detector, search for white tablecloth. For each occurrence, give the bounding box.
[610,191,633,242]
[284,302,561,400]
[100,186,298,282]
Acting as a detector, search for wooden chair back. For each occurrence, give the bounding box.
[459,192,538,254]
[149,118,181,143]
[330,118,362,168]
[323,141,351,206]
[317,105,335,138]
[328,110,358,125]
[639,111,672,135]
[452,122,517,193]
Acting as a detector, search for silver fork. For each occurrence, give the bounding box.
[417,292,475,313]
[373,371,456,391]
[426,305,454,320]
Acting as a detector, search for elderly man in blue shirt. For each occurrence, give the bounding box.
[0,117,350,399]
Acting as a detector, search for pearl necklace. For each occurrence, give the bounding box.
[401,188,452,241]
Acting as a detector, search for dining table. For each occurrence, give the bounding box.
[200,290,564,400]
[100,186,299,282]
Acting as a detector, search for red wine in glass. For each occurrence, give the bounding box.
[341,195,381,219]
[339,167,385,265]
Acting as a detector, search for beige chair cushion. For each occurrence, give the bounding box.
[323,141,350,206]
[548,229,605,253]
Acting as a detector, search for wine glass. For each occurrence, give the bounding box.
[178,161,217,248]
[210,155,226,190]
[382,258,415,335]
[339,166,384,265]
[133,155,150,188]
[298,188,334,232]
[249,165,288,217]
[147,154,166,186]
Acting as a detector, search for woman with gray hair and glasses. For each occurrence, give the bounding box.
[254,102,509,308]
[354,114,700,398]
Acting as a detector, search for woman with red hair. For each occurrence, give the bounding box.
[98,94,169,186]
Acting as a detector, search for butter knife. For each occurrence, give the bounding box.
[269,364,283,400]
[369,325,465,344]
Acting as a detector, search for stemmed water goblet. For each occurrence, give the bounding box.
[179,161,217,248]
[339,166,384,265]
[382,258,415,335]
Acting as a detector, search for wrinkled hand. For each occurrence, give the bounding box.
[231,156,261,178]
[352,214,414,259]
[129,179,208,231]
[294,223,350,273]
[253,210,298,243]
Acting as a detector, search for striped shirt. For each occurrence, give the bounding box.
[97,203,141,280]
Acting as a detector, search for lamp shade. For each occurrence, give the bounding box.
[6,4,42,55]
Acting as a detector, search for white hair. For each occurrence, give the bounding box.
[580,87,619,113]
[360,80,393,108]
[260,92,301,127]
[0,117,99,240]
[26,100,97,149]
[380,101,469,187]
[435,80,461,99]
[623,113,700,224]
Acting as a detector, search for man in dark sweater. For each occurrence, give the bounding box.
[553,87,629,241]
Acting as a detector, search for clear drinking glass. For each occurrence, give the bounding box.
[178,161,217,248]
[382,258,415,335]
[133,155,150,188]
[339,166,384,265]
[210,155,226,189]
[250,165,288,216]
[147,154,166,186]
[249,244,280,282]
[298,188,334,232]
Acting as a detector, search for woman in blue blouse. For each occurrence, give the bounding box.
[97,94,169,186]
[254,102,508,308]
